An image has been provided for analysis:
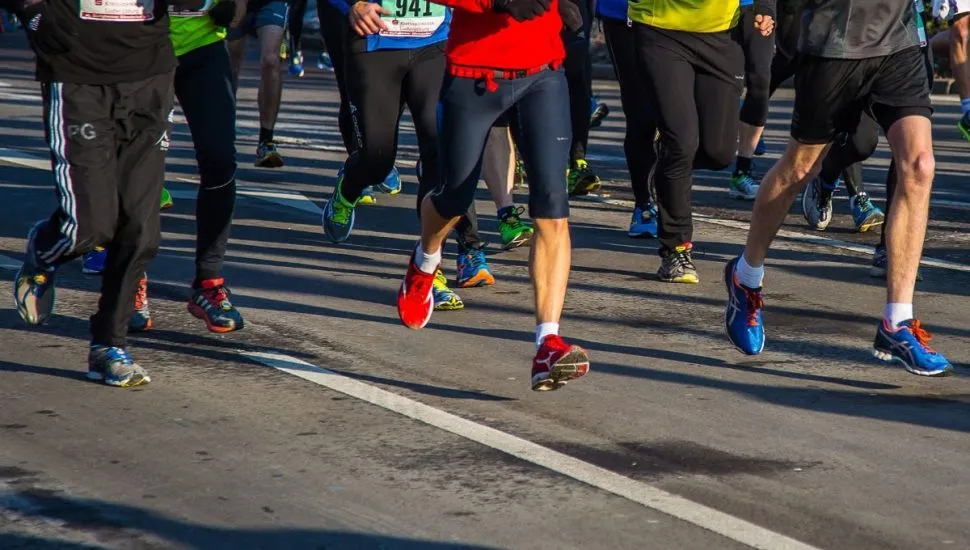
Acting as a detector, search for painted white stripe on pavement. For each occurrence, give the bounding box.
[243,350,821,550]
[172,178,323,214]
[591,195,970,274]
[0,253,20,271]
[0,147,50,170]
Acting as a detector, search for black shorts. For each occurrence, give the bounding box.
[791,46,932,144]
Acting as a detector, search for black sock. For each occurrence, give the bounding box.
[734,156,752,176]
[259,127,274,144]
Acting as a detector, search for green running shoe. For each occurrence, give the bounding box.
[322,176,359,243]
[160,187,173,210]
[567,159,601,196]
[498,205,533,250]
[959,113,970,144]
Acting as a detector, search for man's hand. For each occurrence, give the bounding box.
[754,13,774,36]
[558,0,582,32]
[492,0,550,22]
[350,1,388,36]
[20,0,78,57]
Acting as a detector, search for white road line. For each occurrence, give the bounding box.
[242,350,821,550]
[588,195,970,273]
[0,253,20,271]
[0,147,50,170]
[173,178,323,214]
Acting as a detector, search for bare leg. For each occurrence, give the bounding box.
[227,37,246,96]
[742,139,829,266]
[737,122,765,159]
[531,218,570,325]
[419,196,461,255]
[256,25,285,133]
[884,116,934,306]
[950,17,970,100]
[482,126,516,210]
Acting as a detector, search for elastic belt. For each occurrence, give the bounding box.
[448,61,561,92]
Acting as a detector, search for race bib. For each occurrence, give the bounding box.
[169,0,213,17]
[79,0,155,21]
[382,0,445,38]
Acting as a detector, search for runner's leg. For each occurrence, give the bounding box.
[562,0,598,194]
[175,41,245,333]
[733,4,774,200]
[318,0,354,153]
[603,17,658,236]
[253,3,287,166]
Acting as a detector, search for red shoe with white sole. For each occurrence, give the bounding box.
[397,255,436,330]
[531,335,590,391]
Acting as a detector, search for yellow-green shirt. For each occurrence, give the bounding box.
[169,0,228,58]
[628,0,740,33]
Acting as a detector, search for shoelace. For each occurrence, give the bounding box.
[464,249,487,272]
[501,206,526,228]
[133,279,148,311]
[743,287,764,327]
[908,320,936,353]
[203,285,231,310]
[331,195,353,225]
[855,193,873,212]
[669,251,695,272]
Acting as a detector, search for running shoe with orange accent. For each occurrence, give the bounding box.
[873,319,952,377]
[397,252,436,330]
[129,275,153,332]
[456,248,495,288]
[187,277,244,333]
[531,335,590,391]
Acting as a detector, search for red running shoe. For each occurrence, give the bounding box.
[397,254,436,330]
[531,335,590,391]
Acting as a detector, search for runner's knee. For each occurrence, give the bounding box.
[897,150,935,190]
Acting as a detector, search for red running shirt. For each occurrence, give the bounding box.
[435,0,566,72]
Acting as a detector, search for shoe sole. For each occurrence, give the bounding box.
[14,222,54,326]
[872,347,952,377]
[856,217,884,233]
[457,272,495,288]
[378,184,402,195]
[187,304,244,334]
[87,371,152,387]
[434,301,464,311]
[255,153,284,168]
[658,274,699,284]
[502,232,533,250]
[728,190,756,200]
[531,346,590,392]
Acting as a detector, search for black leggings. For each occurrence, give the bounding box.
[736,5,774,127]
[175,42,237,282]
[288,0,306,52]
[318,0,354,154]
[603,17,655,207]
[635,24,743,252]
[340,44,482,251]
[562,0,593,163]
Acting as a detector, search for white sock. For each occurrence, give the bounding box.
[414,243,440,274]
[884,303,914,329]
[961,98,970,116]
[735,253,764,289]
[535,322,559,348]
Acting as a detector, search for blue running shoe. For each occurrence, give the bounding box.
[754,137,767,156]
[723,257,765,355]
[82,247,107,275]
[850,192,885,233]
[88,345,151,387]
[322,175,359,243]
[873,319,952,377]
[14,221,57,326]
[379,166,402,195]
[628,203,658,238]
[456,248,495,288]
[317,51,334,71]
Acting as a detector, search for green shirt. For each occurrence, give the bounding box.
[628,0,740,33]
[169,0,227,58]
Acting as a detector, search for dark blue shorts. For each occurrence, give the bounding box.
[430,68,571,220]
[226,0,289,40]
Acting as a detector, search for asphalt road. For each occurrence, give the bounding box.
[1,34,969,550]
